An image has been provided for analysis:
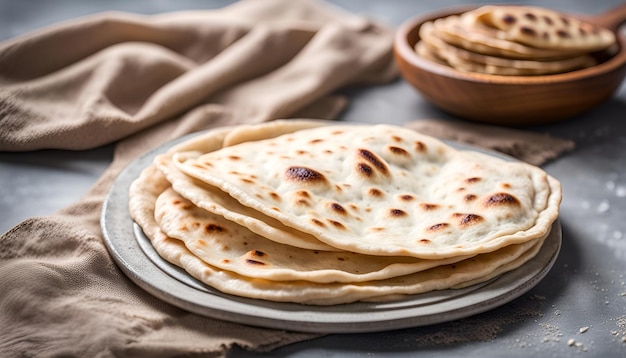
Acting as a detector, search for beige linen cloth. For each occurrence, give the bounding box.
[0,0,573,357]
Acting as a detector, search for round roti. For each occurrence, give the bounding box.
[154,186,473,283]
[414,5,616,76]
[173,124,561,259]
[418,21,595,75]
[431,14,581,60]
[473,5,615,52]
[129,163,546,305]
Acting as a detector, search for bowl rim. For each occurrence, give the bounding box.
[394,5,626,85]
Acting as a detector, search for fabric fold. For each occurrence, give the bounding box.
[0,0,396,152]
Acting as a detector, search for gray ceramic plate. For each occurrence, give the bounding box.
[101,128,562,333]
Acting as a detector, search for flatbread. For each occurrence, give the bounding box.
[155,151,336,251]
[414,5,616,76]
[129,164,547,305]
[418,21,596,75]
[473,5,615,51]
[173,124,561,259]
[431,14,581,60]
[154,186,473,283]
[127,121,560,305]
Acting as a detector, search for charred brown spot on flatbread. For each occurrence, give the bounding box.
[464,194,477,202]
[327,219,347,230]
[399,194,415,201]
[328,202,347,215]
[502,14,517,24]
[192,163,209,170]
[484,192,521,207]
[242,250,268,266]
[414,141,427,152]
[388,209,408,217]
[357,149,389,176]
[427,223,450,232]
[368,188,384,197]
[295,199,311,206]
[519,26,537,36]
[453,213,484,227]
[245,259,266,266]
[420,203,440,211]
[465,177,482,183]
[542,15,553,25]
[357,163,374,177]
[524,12,537,21]
[311,218,326,227]
[556,29,570,38]
[296,190,310,198]
[205,223,226,233]
[387,145,410,157]
[285,166,327,183]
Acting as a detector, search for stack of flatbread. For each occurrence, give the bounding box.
[128,120,561,305]
[416,5,616,75]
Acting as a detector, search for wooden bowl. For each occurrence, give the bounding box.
[394,4,626,125]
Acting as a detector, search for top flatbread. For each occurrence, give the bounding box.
[154,186,473,283]
[418,21,596,75]
[430,14,583,60]
[473,5,615,51]
[173,124,561,259]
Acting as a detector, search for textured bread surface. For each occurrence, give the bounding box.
[414,5,616,75]
[174,124,561,259]
[127,120,561,305]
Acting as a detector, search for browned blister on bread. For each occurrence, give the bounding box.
[174,124,561,260]
[154,186,476,283]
